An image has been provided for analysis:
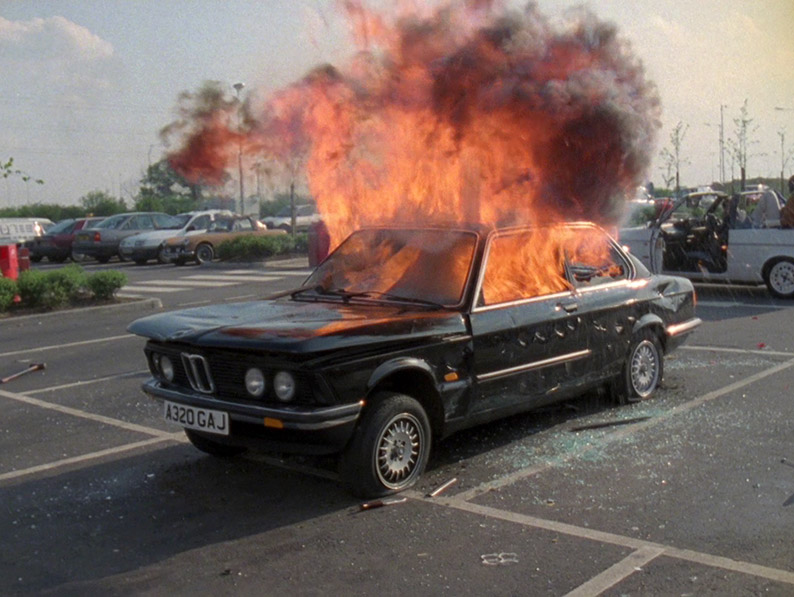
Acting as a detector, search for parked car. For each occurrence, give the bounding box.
[128,223,701,497]
[262,203,321,232]
[72,212,175,263]
[25,217,105,263]
[119,210,232,265]
[620,189,794,298]
[161,215,280,265]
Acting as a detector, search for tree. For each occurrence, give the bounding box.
[134,159,205,214]
[2,157,44,185]
[727,99,758,191]
[658,122,689,194]
[139,159,202,201]
[79,190,127,216]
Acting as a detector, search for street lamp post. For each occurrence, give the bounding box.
[233,82,245,215]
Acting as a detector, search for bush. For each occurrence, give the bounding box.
[0,277,17,312]
[87,270,127,300]
[16,270,49,308]
[217,233,308,261]
[17,265,88,309]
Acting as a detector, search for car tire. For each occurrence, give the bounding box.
[156,245,168,264]
[614,329,663,404]
[195,243,214,265]
[339,392,431,498]
[173,257,186,266]
[184,429,246,458]
[117,250,128,263]
[763,258,794,299]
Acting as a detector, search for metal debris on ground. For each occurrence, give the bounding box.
[481,553,519,566]
[427,478,458,498]
[569,415,651,432]
[358,497,407,511]
[1,362,45,384]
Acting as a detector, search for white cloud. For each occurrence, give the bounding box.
[0,15,113,61]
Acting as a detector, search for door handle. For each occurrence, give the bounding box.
[558,300,579,313]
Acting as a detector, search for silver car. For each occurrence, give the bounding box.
[119,210,232,264]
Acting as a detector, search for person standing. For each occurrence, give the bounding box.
[781,175,794,229]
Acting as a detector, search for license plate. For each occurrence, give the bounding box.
[163,401,229,436]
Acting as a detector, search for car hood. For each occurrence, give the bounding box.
[121,229,185,246]
[127,299,467,354]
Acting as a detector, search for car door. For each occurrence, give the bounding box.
[563,225,639,383]
[467,228,589,418]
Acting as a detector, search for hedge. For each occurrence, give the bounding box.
[1,267,127,313]
[216,233,309,261]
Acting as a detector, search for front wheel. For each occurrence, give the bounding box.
[339,392,431,498]
[764,258,794,299]
[184,429,246,458]
[156,245,168,264]
[613,329,663,404]
[195,243,214,265]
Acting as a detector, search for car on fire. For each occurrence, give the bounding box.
[619,188,794,298]
[128,223,701,497]
[160,215,280,265]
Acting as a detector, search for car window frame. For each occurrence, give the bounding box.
[472,227,574,312]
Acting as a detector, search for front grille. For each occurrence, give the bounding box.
[145,343,324,406]
[181,353,215,393]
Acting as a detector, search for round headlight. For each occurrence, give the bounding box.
[244,368,266,397]
[160,355,175,382]
[273,371,296,402]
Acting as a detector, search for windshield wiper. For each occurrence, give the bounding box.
[289,285,367,302]
[354,291,447,310]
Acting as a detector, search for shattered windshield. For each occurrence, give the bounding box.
[302,228,477,307]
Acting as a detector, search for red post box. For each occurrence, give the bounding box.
[17,246,30,272]
[0,245,19,280]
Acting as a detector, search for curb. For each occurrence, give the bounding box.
[1,297,163,324]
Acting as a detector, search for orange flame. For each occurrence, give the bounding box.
[164,1,659,300]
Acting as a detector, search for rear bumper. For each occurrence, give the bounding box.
[665,317,702,351]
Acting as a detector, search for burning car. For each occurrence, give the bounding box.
[129,223,700,498]
[620,189,794,298]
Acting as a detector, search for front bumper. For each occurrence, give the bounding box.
[119,244,159,261]
[162,246,195,262]
[141,379,363,454]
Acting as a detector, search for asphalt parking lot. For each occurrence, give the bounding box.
[1,270,793,596]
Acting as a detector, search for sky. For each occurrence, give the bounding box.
[1,0,793,207]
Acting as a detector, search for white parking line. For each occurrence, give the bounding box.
[120,285,185,293]
[0,388,173,438]
[454,357,794,502]
[697,300,784,309]
[0,436,178,483]
[0,334,135,358]
[185,274,280,282]
[564,546,665,597]
[437,500,794,587]
[135,279,237,287]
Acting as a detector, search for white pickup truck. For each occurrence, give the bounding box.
[619,189,794,298]
[0,218,54,245]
